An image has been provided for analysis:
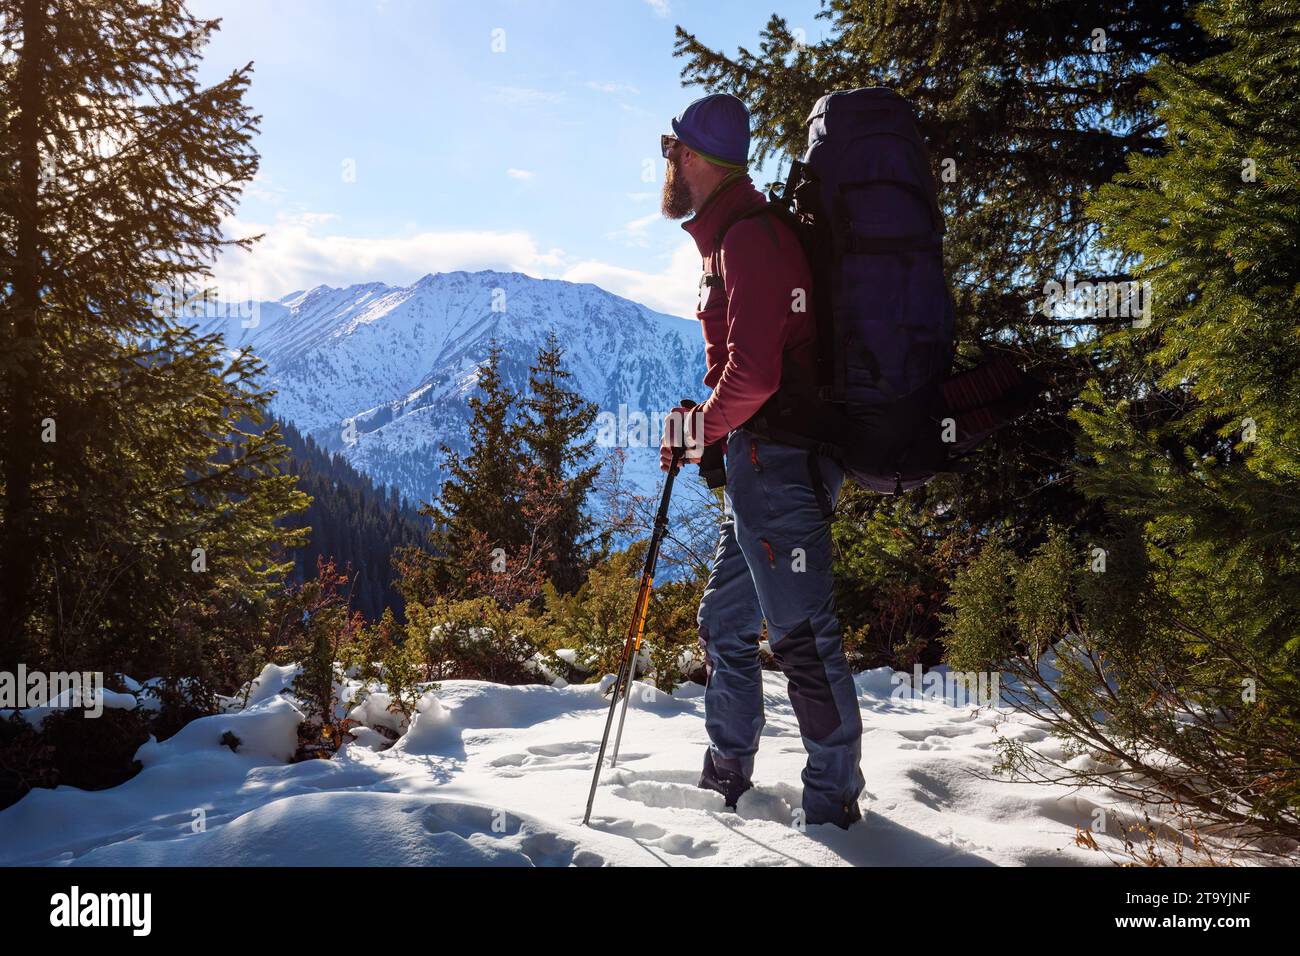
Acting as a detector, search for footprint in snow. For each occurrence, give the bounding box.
[896,725,980,741]
[490,741,649,775]
[897,725,988,750]
[588,815,718,859]
[611,778,727,813]
[609,770,800,827]
[898,739,952,751]
[418,800,605,867]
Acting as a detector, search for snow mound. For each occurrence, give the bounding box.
[390,692,457,756]
[244,662,301,707]
[136,695,304,767]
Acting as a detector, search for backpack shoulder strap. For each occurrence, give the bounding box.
[704,204,780,289]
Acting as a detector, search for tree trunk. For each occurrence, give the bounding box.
[0,0,48,665]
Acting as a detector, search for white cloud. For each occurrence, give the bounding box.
[214,212,565,299]
[563,240,700,318]
[643,0,670,18]
[586,80,640,96]
[607,211,664,247]
[506,168,535,180]
[213,211,701,319]
[619,101,656,118]
[242,171,288,207]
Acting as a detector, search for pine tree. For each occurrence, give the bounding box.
[0,1,308,676]
[947,0,1300,841]
[397,342,528,602]
[520,332,601,594]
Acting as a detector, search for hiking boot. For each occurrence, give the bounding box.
[698,749,752,810]
[806,799,863,830]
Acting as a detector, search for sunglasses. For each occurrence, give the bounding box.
[660,134,679,158]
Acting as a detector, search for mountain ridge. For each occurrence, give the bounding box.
[201,270,705,507]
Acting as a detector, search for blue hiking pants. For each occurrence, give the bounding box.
[696,428,865,823]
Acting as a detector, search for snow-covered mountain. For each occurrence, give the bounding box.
[200,271,705,506]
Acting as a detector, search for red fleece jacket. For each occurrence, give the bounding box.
[682,174,816,447]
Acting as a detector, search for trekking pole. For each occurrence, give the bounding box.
[582,399,695,826]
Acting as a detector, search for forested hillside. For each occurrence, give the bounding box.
[277,420,427,622]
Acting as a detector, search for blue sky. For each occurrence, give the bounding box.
[192,0,826,317]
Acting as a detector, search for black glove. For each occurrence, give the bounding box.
[698,440,726,489]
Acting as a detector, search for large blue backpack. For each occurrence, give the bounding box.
[731,87,1038,496]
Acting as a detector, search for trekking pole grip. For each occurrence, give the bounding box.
[673,398,697,466]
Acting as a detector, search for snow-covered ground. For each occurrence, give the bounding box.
[0,666,1137,867]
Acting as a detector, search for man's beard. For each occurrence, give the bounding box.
[660,156,693,219]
